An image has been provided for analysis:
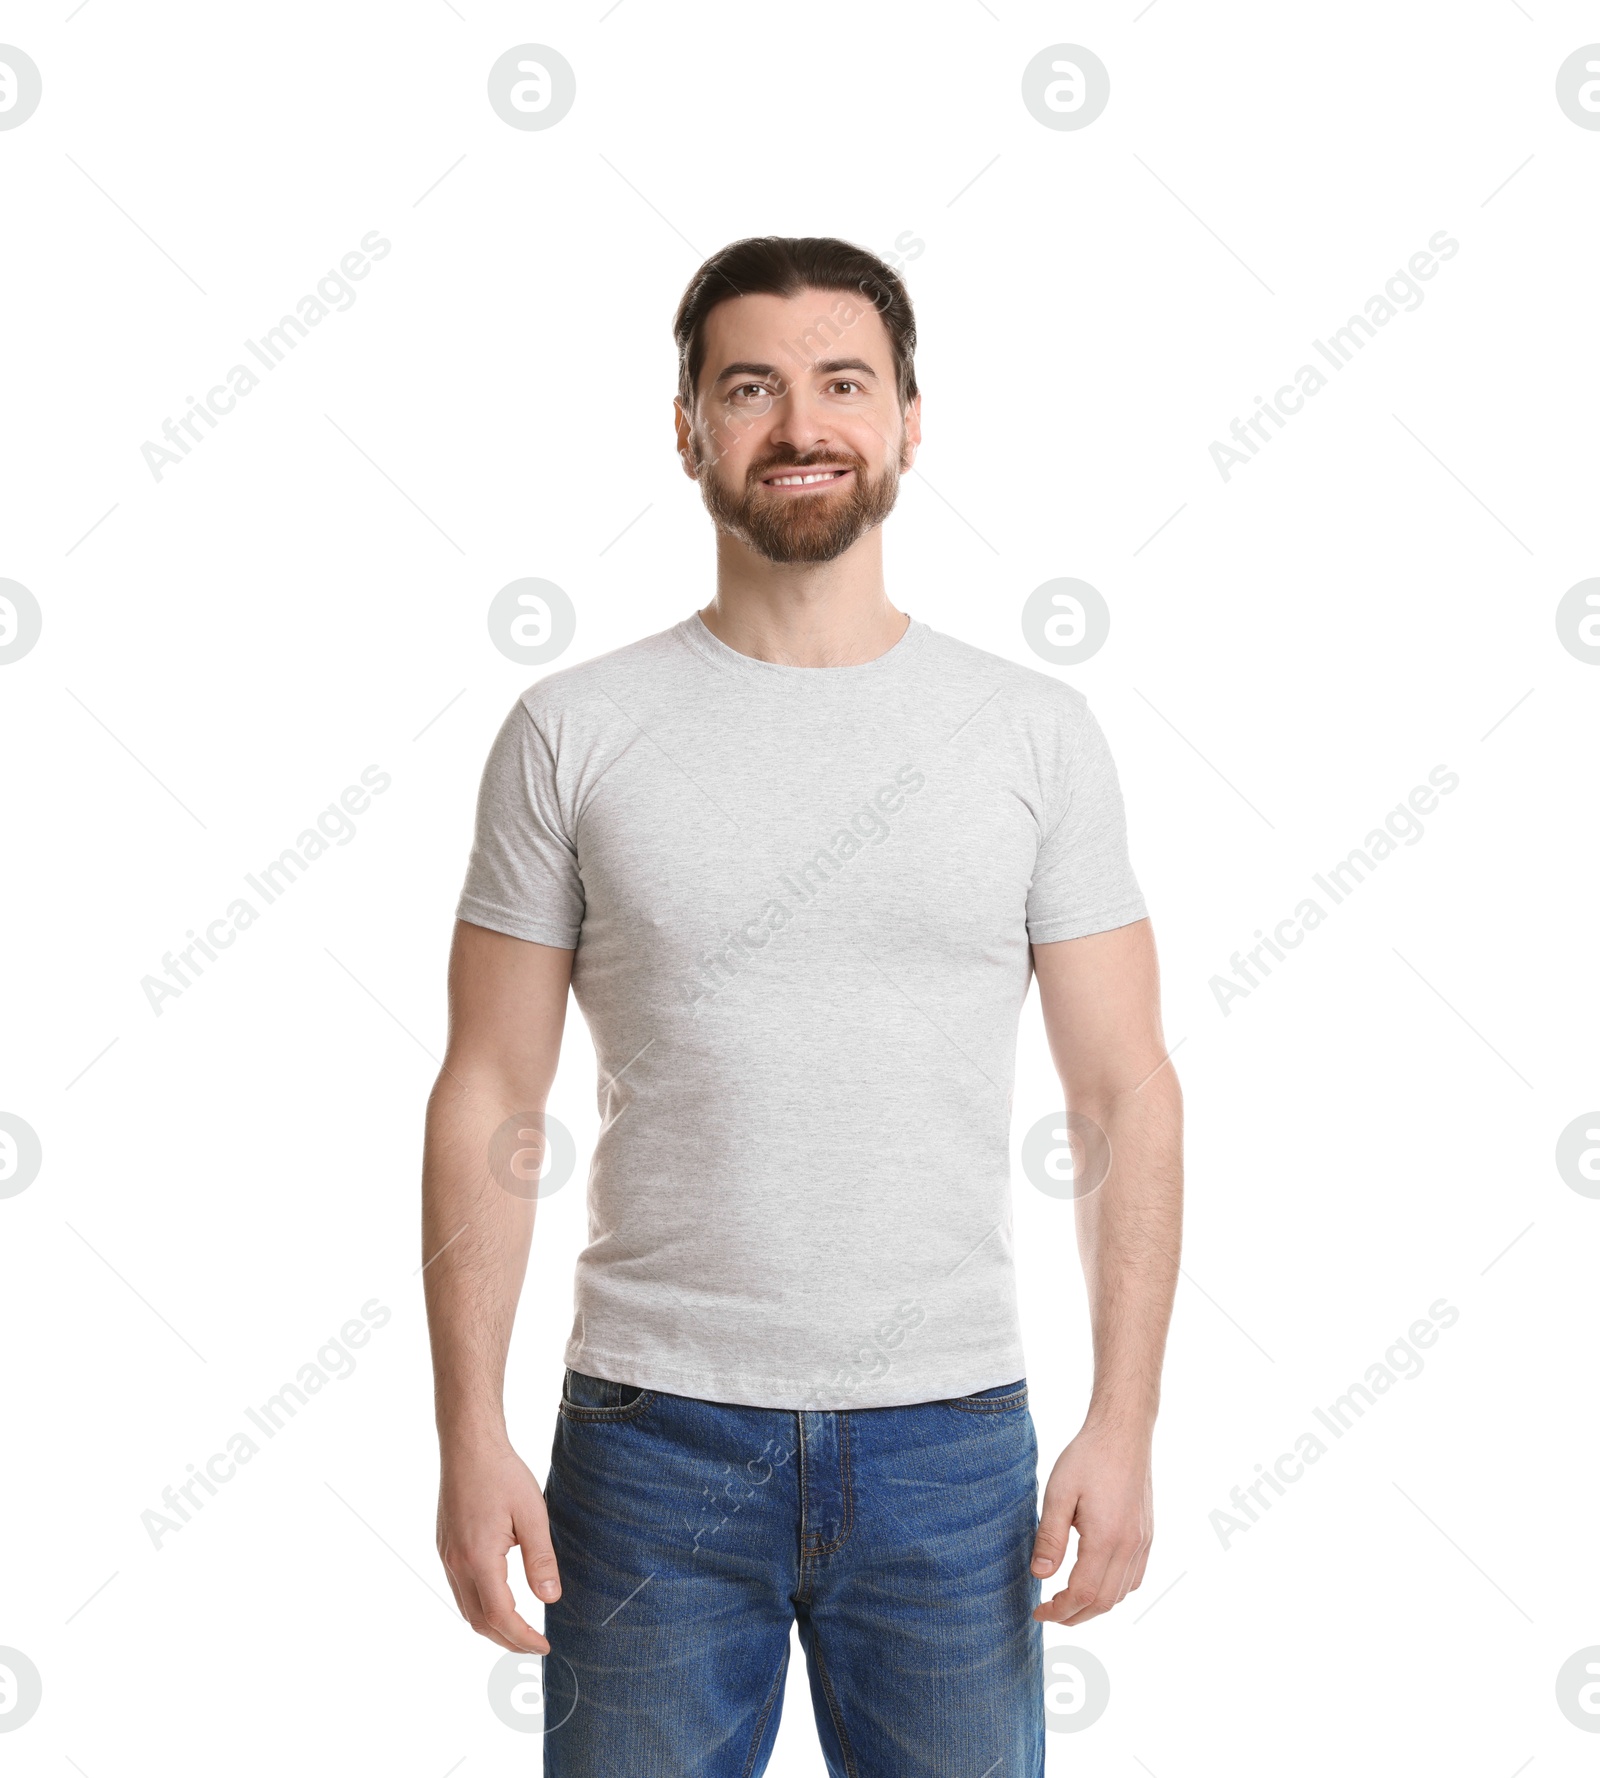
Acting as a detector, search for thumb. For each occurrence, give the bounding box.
[515,1496,563,1603]
[1031,1484,1078,1577]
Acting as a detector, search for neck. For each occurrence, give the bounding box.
[698,532,908,667]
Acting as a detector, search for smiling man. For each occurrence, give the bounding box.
[423,235,1183,1774]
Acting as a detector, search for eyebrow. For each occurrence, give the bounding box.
[711,358,881,387]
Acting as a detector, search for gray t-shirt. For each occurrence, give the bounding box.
[456,613,1147,1409]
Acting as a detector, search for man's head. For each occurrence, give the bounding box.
[672,237,921,566]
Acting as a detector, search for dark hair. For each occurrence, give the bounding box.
[672,235,918,415]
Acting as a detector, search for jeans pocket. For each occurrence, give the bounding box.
[558,1367,654,1422]
[948,1378,1029,1413]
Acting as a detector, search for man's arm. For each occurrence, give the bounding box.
[423,918,573,1654]
[1027,916,1183,1625]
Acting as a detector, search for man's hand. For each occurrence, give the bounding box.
[1029,1422,1153,1625]
[437,1439,562,1653]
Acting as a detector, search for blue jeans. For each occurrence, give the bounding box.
[540,1368,1045,1775]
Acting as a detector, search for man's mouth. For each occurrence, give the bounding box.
[760,466,854,491]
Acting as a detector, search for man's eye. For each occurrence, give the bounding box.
[830,380,864,395]
[731,383,771,400]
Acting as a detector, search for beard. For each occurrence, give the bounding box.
[694,439,906,565]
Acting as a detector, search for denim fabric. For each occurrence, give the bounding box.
[540,1369,1045,1775]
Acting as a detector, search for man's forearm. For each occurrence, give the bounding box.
[422,1068,539,1449]
[1073,1068,1183,1434]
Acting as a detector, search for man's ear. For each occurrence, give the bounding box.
[674,399,700,478]
[900,391,923,470]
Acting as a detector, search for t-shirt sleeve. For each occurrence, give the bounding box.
[454,696,584,948]
[1025,698,1148,946]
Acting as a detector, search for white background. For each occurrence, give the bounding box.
[2,2,1597,1772]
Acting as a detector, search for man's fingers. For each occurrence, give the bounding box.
[456,1576,520,1653]
[1030,1484,1079,1577]
[467,1572,551,1654]
[456,1559,550,1653]
[515,1501,563,1603]
[1045,1542,1111,1624]
[1034,1535,1139,1625]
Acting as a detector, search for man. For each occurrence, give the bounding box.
[423,235,1182,1774]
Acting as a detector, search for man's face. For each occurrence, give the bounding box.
[676,287,921,566]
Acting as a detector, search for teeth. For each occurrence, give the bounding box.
[769,470,846,486]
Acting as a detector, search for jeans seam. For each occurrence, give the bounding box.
[809,1410,853,1556]
[809,1633,861,1778]
[797,1411,811,1567]
[739,1640,789,1778]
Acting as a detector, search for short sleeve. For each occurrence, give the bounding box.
[454,697,584,948]
[1025,700,1148,945]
